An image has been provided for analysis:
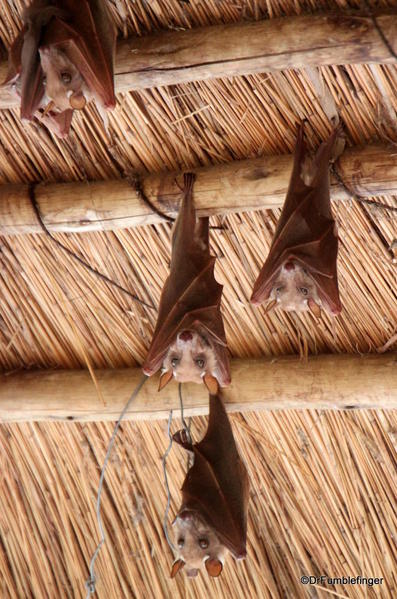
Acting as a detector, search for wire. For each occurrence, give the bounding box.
[28,184,155,310]
[331,164,397,214]
[161,410,177,553]
[85,374,148,598]
[161,384,193,553]
[131,174,225,231]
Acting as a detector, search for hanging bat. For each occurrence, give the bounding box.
[250,124,343,317]
[3,0,116,137]
[170,393,249,578]
[142,173,231,394]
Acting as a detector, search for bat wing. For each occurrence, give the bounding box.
[42,0,116,109]
[251,125,341,313]
[142,257,227,375]
[2,26,45,120]
[175,394,249,559]
[3,27,26,85]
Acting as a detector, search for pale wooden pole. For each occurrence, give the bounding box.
[0,353,395,423]
[0,144,395,235]
[0,13,396,108]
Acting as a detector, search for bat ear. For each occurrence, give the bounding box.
[308,298,322,318]
[264,299,277,313]
[205,558,223,577]
[170,559,185,578]
[158,370,173,391]
[203,374,219,395]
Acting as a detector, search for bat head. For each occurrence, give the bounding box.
[258,259,341,317]
[160,330,221,391]
[266,260,322,314]
[39,47,88,112]
[171,510,227,578]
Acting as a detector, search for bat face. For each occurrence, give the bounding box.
[39,47,88,111]
[265,261,322,313]
[162,330,218,385]
[172,511,226,577]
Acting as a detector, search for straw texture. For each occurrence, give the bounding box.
[0,1,395,598]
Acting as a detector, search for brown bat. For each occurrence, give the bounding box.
[142,173,231,393]
[250,125,342,317]
[3,0,115,137]
[170,393,249,578]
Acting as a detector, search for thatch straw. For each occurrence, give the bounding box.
[0,409,395,598]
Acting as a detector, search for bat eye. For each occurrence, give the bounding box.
[171,358,179,368]
[195,358,205,369]
[61,71,72,84]
[276,286,284,294]
[198,538,209,549]
[177,537,185,548]
[299,287,308,296]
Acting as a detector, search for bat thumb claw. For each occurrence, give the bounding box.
[158,370,173,391]
[308,298,322,319]
[203,374,219,395]
[170,559,185,578]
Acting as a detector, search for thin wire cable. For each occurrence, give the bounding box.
[178,383,192,445]
[130,174,225,230]
[331,164,397,214]
[28,184,155,310]
[364,2,397,61]
[85,374,148,597]
[162,384,193,552]
[162,410,177,552]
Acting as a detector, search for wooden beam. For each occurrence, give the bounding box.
[0,12,396,109]
[0,354,395,423]
[0,143,395,235]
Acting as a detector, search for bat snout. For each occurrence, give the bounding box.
[178,509,195,521]
[284,261,295,272]
[187,568,199,578]
[178,330,193,343]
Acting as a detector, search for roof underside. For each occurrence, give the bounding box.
[0,1,395,598]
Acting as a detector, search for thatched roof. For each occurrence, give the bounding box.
[0,0,396,597]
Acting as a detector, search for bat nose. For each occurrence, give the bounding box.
[179,510,194,521]
[179,330,193,342]
[187,569,198,578]
[284,261,295,271]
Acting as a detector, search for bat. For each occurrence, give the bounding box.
[170,393,249,578]
[250,124,342,317]
[3,0,116,137]
[142,173,231,394]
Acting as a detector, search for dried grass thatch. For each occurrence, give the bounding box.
[0,0,395,597]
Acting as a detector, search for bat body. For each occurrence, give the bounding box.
[142,173,231,392]
[3,0,115,137]
[171,393,249,578]
[251,125,342,317]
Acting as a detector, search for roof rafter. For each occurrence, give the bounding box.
[0,11,396,109]
[0,143,395,234]
[0,353,395,423]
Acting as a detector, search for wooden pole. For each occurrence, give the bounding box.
[0,13,396,109]
[0,143,396,235]
[0,354,395,423]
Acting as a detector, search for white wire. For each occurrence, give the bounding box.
[85,374,148,597]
